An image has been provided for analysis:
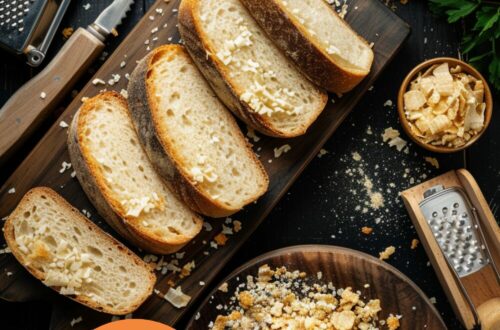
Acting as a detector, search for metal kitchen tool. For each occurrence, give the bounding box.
[0,0,134,168]
[0,0,71,66]
[402,169,500,330]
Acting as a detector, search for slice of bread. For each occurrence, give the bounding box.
[240,0,374,93]
[67,92,202,254]
[3,187,156,315]
[178,0,328,138]
[127,45,269,218]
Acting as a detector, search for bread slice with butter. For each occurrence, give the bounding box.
[3,187,156,315]
[178,0,328,138]
[67,92,202,254]
[240,0,374,93]
[127,45,269,218]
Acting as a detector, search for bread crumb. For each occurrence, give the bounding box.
[59,121,69,128]
[82,3,91,10]
[424,157,440,169]
[218,282,229,292]
[40,92,47,99]
[165,286,191,308]
[92,78,105,86]
[59,161,72,173]
[379,246,396,260]
[233,220,242,233]
[62,27,74,39]
[383,99,393,107]
[8,187,15,194]
[70,316,82,327]
[386,314,401,330]
[317,148,328,158]
[361,226,373,235]
[214,233,228,246]
[352,152,362,161]
[410,239,419,249]
[274,144,291,158]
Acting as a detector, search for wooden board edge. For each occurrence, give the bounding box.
[401,170,475,329]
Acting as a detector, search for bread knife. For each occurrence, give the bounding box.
[0,0,134,167]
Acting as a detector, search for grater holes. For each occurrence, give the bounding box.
[0,0,34,33]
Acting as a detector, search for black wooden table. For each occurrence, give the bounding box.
[1,1,498,329]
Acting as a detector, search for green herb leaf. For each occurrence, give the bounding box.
[429,0,500,91]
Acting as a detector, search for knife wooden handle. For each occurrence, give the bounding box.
[0,27,104,166]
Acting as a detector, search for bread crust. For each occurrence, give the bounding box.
[240,0,374,93]
[3,187,156,315]
[178,0,328,138]
[127,45,269,218]
[68,92,198,254]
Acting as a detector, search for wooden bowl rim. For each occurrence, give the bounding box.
[187,244,446,328]
[397,57,493,154]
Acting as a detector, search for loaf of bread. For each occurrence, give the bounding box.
[67,92,202,254]
[3,187,156,315]
[127,45,269,218]
[240,0,374,93]
[178,0,328,138]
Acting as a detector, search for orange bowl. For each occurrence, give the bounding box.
[397,57,493,153]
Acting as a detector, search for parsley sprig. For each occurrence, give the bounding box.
[429,0,500,91]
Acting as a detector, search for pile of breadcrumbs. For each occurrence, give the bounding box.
[211,265,401,329]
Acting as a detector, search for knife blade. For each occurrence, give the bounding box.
[0,0,135,168]
[88,0,135,40]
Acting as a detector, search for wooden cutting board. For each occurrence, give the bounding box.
[187,245,446,329]
[0,0,410,328]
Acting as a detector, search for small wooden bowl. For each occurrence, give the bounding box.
[397,57,493,153]
[187,245,446,329]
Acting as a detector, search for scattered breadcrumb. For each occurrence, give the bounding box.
[246,127,260,142]
[379,246,396,260]
[70,316,83,327]
[40,92,46,99]
[219,282,229,292]
[352,152,362,161]
[0,247,12,254]
[233,220,242,233]
[361,226,373,235]
[410,239,419,250]
[62,27,74,39]
[382,127,407,152]
[424,157,440,169]
[59,120,69,128]
[59,161,72,174]
[387,314,402,330]
[212,265,399,329]
[83,3,91,10]
[214,233,228,246]
[92,78,105,86]
[383,99,393,107]
[274,144,291,158]
[317,148,328,158]
[8,187,15,194]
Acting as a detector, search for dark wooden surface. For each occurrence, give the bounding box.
[0,0,409,328]
[187,245,446,329]
[0,0,497,329]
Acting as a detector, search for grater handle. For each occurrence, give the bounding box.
[0,28,104,167]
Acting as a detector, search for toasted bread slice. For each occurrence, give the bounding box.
[3,187,156,315]
[240,0,374,93]
[178,0,328,138]
[67,92,202,254]
[127,45,269,218]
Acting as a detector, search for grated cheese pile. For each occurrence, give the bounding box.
[211,265,400,329]
[16,232,93,296]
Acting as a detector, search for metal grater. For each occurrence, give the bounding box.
[0,0,71,66]
[419,185,500,325]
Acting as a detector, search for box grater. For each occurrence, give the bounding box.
[402,169,500,330]
[0,0,71,66]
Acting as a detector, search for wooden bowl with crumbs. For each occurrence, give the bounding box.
[186,245,446,329]
[398,57,492,153]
